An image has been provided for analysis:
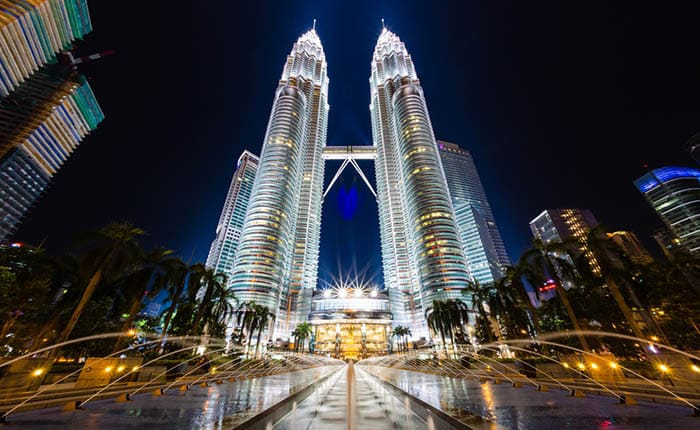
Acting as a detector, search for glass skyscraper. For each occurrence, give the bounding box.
[226,27,477,344]
[0,0,93,97]
[229,28,329,338]
[0,63,103,240]
[370,29,471,338]
[205,151,259,276]
[635,166,700,253]
[438,141,510,284]
[529,208,599,244]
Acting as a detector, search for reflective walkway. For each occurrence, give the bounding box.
[369,367,700,429]
[275,363,426,429]
[7,364,699,429]
[6,367,333,429]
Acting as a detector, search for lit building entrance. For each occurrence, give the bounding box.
[307,284,392,360]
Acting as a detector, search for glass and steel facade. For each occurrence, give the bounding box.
[229,29,329,338]
[0,0,92,97]
[205,150,259,276]
[0,63,103,240]
[370,29,470,339]
[438,141,510,284]
[635,167,700,253]
[530,209,599,244]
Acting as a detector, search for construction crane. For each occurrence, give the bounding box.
[58,49,116,68]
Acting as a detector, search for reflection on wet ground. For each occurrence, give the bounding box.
[6,367,331,429]
[7,364,699,429]
[370,367,700,429]
[275,363,426,429]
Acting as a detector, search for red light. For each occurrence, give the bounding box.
[539,282,556,292]
[10,242,22,248]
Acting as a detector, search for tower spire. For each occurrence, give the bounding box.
[381,18,385,30]
[313,18,316,30]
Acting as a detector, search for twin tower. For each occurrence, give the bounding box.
[229,27,471,339]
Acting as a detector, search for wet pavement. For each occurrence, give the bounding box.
[6,364,700,429]
[5,367,335,429]
[368,367,700,429]
[275,363,426,429]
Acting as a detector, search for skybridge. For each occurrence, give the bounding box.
[322,145,377,199]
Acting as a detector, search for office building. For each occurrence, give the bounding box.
[370,28,471,338]
[205,150,259,276]
[0,0,93,97]
[229,28,329,338]
[634,167,700,253]
[0,63,103,240]
[530,209,599,244]
[438,141,510,284]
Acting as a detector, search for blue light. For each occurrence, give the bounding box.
[338,186,358,220]
[634,166,700,192]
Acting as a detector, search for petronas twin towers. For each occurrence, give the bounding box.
[229,26,471,339]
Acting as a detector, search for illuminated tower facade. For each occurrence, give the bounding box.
[0,0,93,97]
[229,29,328,337]
[438,141,510,284]
[0,63,103,240]
[205,151,259,276]
[370,29,471,337]
[635,167,700,254]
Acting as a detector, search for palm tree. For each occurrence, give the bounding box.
[291,327,300,352]
[403,326,413,351]
[520,238,591,351]
[570,226,648,340]
[253,304,274,357]
[497,264,543,337]
[464,280,496,343]
[159,261,198,348]
[190,269,228,336]
[425,299,470,356]
[207,285,237,337]
[294,322,313,353]
[55,223,144,349]
[236,301,258,356]
[392,326,405,352]
[117,247,180,332]
[489,276,530,339]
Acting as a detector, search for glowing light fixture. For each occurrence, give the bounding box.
[105,366,112,373]
[658,364,669,373]
[117,366,125,373]
[32,369,43,377]
[577,363,585,370]
[609,362,618,369]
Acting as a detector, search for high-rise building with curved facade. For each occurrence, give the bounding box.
[205,150,259,276]
[635,166,700,253]
[229,29,329,337]
[370,29,471,338]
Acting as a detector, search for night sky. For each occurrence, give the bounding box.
[12,1,700,285]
